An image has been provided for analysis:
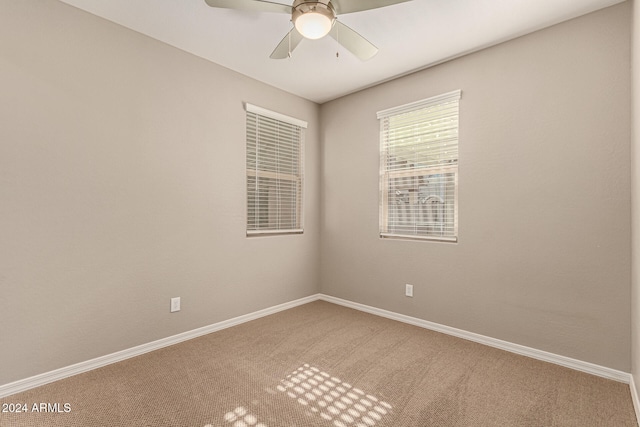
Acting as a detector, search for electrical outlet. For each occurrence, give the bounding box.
[405,284,413,297]
[170,297,181,313]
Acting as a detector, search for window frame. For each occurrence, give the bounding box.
[245,103,307,236]
[377,90,461,243]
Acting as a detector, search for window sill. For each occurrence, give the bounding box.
[247,229,304,237]
[380,233,457,243]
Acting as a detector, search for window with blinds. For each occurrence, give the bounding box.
[377,90,460,242]
[246,103,306,235]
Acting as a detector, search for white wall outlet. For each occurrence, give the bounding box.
[170,297,181,313]
[405,284,414,297]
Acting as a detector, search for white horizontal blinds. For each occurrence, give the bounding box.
[246,104,305,235]
[378,90,460,241]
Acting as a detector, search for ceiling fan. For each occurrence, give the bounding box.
[204,0,412,60]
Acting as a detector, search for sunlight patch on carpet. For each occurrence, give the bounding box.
[276,363,392,427]
[218,406,268,427]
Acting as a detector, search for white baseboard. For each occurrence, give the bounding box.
[1,292,632,399]
[318,294,632,384]
[631,375,640,424]
[0,294,319,398]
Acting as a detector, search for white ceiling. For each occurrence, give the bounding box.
[57,0,625,104]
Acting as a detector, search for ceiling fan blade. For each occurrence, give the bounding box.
[204,0,291,14]
[329,21,378,61]
[331,0,412,15]
[270,28,305,59]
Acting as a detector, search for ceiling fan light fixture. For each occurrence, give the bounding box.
[294,13,332,39]
[292,1,335,40]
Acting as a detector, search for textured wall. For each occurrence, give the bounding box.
[632,0,640,402]
[320,3,631,371]
[0,0,320,385]
[0,0,633,389]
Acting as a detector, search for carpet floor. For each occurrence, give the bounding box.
[0,300,637,426]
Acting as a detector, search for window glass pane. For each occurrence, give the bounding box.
[387,172,456,237]
[378,91,460,241]
[246,108,304,235]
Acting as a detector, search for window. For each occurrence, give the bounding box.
[377,90,460,242]
[246,103,306,235]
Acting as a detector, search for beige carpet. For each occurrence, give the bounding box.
[1,301,637,426]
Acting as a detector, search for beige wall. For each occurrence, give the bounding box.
[632,0,640,402]
[320,3,631,371]
[0,1,320,385]
[0,0,634,389]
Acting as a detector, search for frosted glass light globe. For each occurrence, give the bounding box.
[295,12,333,40]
